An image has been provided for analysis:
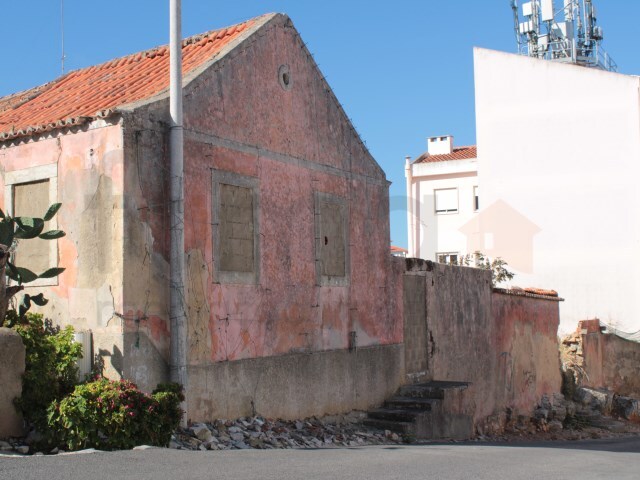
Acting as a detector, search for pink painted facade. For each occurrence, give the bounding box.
[1,123,127,381]
[1,13,564,426]
[121,14,400,374]
[1,14,403,420]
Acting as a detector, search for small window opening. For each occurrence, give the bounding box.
[278,64,292,91]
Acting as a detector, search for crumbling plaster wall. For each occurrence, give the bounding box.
[423,262,498,425]
[0,122,126,380]
[120,111,171,393]
[121,14,402,417]
[576,320,640,398]
[401,259,562,430]
[493,293,562,417]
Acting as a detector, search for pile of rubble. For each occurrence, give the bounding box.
[493,388,640,442]
[560,330,588,384]
[170,413,404,451]
[0,440,30,455]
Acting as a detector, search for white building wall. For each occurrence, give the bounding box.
[409,160,478,261]
[474,47,640,333]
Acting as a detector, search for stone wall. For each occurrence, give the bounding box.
[563,319,640,398]
[401,259,562,432]
[187,344,403,421]
[0,328,25,438]
[493,292,562,418]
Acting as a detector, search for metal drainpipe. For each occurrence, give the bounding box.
[169,0,188,422]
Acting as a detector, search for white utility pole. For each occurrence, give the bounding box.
[169,0,187,415]
[405,157,415,258]
[61,0,66,74]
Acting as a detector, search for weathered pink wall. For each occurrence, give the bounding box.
[0,122,127,380]
[182,15,397,363]
[119,14,403,415]
[401,260,562,432]
[493,292,562,417]
[122,14,398,366]
[578,320,640,398]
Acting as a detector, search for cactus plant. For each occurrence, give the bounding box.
[0,203,65,325]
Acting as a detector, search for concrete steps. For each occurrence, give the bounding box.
[364,381,473,440]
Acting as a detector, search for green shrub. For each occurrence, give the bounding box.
[48,378,184,451]
[454,251,515,287]
[13,313,82,430]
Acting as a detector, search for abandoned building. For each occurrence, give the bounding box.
[0,13,562,436]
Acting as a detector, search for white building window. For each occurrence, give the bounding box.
[473,186,479,211]
[437,252,458,264]
[434,188,458,214]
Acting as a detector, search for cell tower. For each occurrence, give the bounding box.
[511,0,616,72]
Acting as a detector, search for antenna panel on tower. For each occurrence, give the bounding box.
[541,0,555,22]
[511,0,616,71]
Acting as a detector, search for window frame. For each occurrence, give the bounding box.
[473,185,479,212]
[4,163,59,287]
[211,169,260,285]
[434,188,459,215]
[436,252,459,265]
[314,192,350,287]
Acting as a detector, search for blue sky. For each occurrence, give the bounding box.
[2,1,638,248]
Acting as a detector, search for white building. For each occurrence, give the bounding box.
[405,136,478,263]
[406,0,640,333]
[407,48,640,334]
[475,47,640,334]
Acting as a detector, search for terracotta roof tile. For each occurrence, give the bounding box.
[494,287,563,301]
[414,146,477,164]
[0,16,263,141]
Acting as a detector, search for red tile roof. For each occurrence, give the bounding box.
[390,245,408,254]
[494,287,563,301]
[0,16,265,141]
[414,146,477,164]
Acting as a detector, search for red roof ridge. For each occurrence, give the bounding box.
[413,145,477,164]
[0,13,277,141]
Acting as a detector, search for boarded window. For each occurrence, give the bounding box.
[13,180,51,275]
[315,193,349,286]
[219,184,254,273]
[212,170,260,285]
[319,201,346,277]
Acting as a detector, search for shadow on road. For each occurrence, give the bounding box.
[405,435,640,454]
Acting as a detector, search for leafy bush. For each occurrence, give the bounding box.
[13,313,82,430]
[454,251,515,286]
[48,378,184,451]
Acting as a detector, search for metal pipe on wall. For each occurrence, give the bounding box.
[405,157,415,258]
[169,0,188,418]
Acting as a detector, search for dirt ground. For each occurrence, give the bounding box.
[479,418,640,443]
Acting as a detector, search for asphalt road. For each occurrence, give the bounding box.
[1,436,639,480]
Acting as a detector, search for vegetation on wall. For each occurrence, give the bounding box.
[13,313,82,431]
[454,251,515,287]
[1,201,184,451]
[0,203,65,326]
